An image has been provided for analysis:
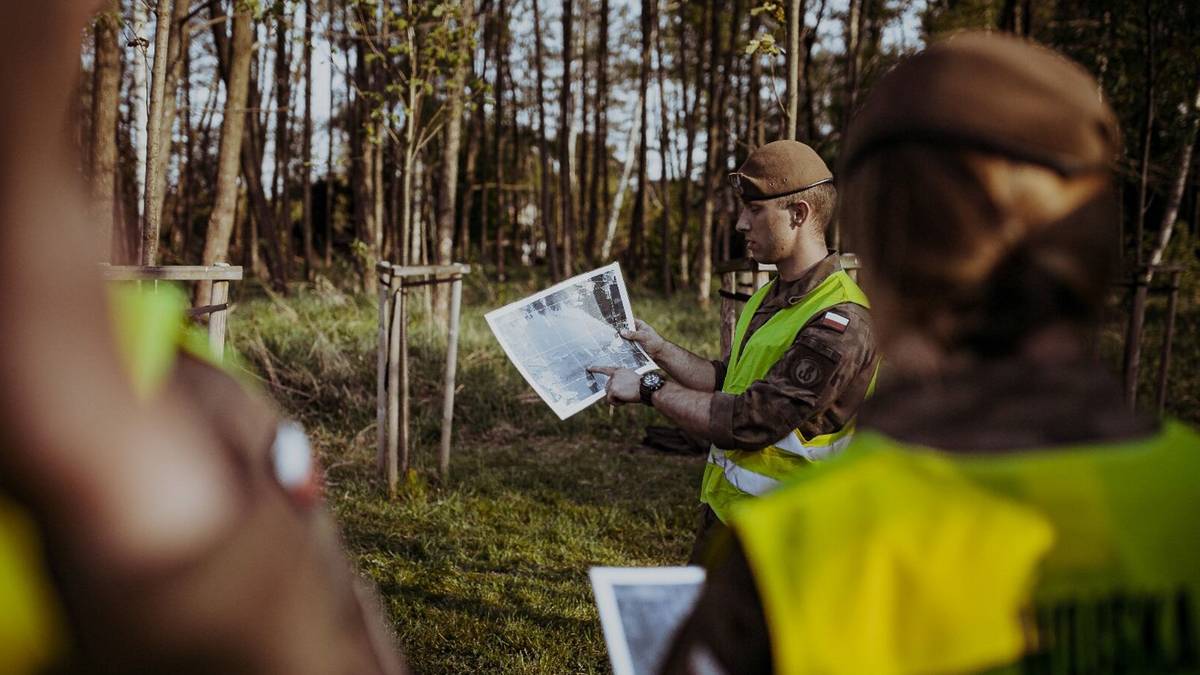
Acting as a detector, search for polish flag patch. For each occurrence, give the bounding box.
[818,311,850,333]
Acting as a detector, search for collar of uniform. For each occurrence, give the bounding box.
[764,252,842,311]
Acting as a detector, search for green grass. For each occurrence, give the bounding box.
[227,267,1200,673]
[228,270,719,674]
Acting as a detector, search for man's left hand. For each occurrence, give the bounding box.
[586,366,641,405]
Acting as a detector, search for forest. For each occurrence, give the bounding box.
[73,0,1200,672]
[81,0,1200,307]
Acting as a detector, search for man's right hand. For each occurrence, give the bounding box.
[620,319,666,357]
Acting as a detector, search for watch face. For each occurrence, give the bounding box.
[643,372,663,388]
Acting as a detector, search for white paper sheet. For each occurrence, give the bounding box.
[485,263,658,419]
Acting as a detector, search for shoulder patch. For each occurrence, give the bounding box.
[793,357,825,387]
[817,311,850,333]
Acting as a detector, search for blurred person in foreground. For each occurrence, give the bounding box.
[590,140,878,562]
[660,32,1200,675]
[0,2,406,673]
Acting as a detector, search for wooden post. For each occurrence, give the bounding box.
[399,285,410,477]
[720,271,736,361]
[376,263,391,474]
[1122,269,1149,406]
[208,262,231,359]
[1155,269,1182,415]
[439,274,464,478]
[754,267,771,291]
[386,275,403,498]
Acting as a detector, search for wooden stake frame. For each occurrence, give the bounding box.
[101,263,243,360]
[376,261,470,497]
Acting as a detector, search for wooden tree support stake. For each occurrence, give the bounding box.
[101,263,242,361]
[376,262,470,496]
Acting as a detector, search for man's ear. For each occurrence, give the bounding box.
[790,200,811,229]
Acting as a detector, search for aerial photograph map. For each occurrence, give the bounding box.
[486,263,657,419]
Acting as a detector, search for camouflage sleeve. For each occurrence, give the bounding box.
[707,302,875,450]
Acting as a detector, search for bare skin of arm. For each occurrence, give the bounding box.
[620,319,717,392]
[585,367,715,441]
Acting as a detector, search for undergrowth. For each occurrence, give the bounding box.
[229,267,719,674]
[226,265,1199,673]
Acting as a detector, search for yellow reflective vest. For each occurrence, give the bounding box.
[699,269,872,523]
[735,421,1200,675]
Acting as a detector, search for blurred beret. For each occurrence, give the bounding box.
[728,140,833,202]
[840,32,1120,176]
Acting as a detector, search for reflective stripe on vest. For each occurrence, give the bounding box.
[700,268,871,523]
[735,421,1200,675]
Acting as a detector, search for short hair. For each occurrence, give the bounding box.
[776,182,837,235]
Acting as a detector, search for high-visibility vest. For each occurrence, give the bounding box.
[0,499,66,674]
[0,284,213,672]
[735,421,1200,675]
[699,269,871,523]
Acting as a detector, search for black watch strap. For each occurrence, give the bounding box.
[640,371,666,407]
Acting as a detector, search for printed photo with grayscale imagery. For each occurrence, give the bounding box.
[486,263,656,419]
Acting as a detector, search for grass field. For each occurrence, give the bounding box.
[230,269,717,673]
[229,265,1199,674]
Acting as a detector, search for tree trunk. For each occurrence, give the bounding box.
[677,5,699,288]
[697,0,731,306]
[629,0,652,274]
[325,14,337,267]
[1135,0,1155,266]
[746,10,764,149]
[602,95,642,260]
[435,0,475,324]
[132,0,148,234]
[785,0,804,140]
[302,0,315,278]
[90,1,121,263]
[200,0,253,304]
[585,0,609,266]
[274,6,293,280]
[532,0,560,278]
[151,0,190,258]
[802,0,827,142]
[1124,76,1200,406]
[493,0,508,274]
[558,0,576,277]
[655,1,672,294]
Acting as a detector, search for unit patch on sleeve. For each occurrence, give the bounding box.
[817,311,850,333]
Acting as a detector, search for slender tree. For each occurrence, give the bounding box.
[629,0,652,274]
[435,0,475,323]
[559,0,576,276]
[584,0,609,265]
[274,3,293,278]
[531,0,560,278]
[141,0,175,265]
[200,0,254,304]
[655,0,672,293]
[302,0,315,277]
[90,1,122,262]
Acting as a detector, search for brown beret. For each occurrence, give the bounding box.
[841,32,1120,176]
[728,140,833,202]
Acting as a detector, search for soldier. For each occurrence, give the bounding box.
[661,32,1200,674]
[0,2,405,672]
[589,140,878,560]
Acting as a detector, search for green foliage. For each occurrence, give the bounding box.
[230,277,721,673]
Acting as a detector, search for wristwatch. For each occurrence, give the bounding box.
[640,371,666,407]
